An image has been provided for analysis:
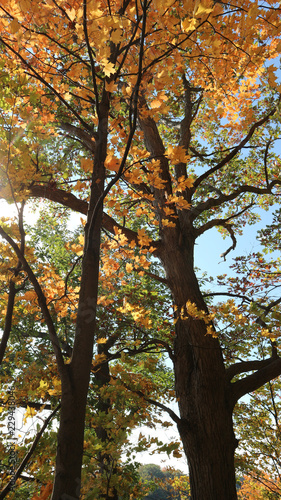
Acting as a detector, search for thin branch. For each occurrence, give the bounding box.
[219,224,237,260]
[195,201,254,237]
[86,0,149,249]
[192,105,279,191]
[264,139,272,188]
[83,0,99,114]
[0,280,16,366]
[202,291,269,311]
[0,404,60,500]
[135,268,168,285]
[190,178,281,221]
[0,399,52,410]
[0,226,65,376]
[110,375,181,424]
[59,123,97,153]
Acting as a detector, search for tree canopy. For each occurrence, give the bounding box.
[0,1,281,499]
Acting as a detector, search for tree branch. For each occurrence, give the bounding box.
[226,357,278,382]
[192,105,279,191]
[0,280,16,366]
[27,184,150,249]
[190,179,281,221]
[229,357,281,406]
[0,404,60,500]
[0,226,65,377]
[195,201,254,237]
[59,123,97,153]
[110,375,181,425]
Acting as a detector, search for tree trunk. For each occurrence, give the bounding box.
[94,345,119,500]
[51,249,103,500]
[161,232,238,500]
[51,90,109,499]
[51,380,88,499]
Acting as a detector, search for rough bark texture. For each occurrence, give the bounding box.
[160,232,238,500]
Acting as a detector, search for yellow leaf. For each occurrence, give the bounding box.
[105,154,120,172]
[137,228,152,247]
[196,4,213,15]
[247,4,259,21]
[81,157,93,172]
[151,98,162,109]
[111,28,123,43]
[66,7,76,21]
[39,380,49,390]
[78,234,84,245]
[97,337,108,344]
[100,58,116,77]
[167,145,188,164]
[126,263,134,273]
[181,17,197,32]
[24,405,36,423]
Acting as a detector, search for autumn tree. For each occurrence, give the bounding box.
[0,204,174,499]
[1,1,281,499]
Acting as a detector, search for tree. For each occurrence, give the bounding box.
[138,464,190,499]
[0,204,174,499]
[0,1,281,499]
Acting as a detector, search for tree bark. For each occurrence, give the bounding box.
[160,232,238,500]
[51,88,109,498]
[50,216,104,500]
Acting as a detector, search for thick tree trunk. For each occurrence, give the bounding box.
[51,381,89,499]
[94,345,119,500]
[161,232,238,500]
[51,249,102,500]
[51,91,109,499]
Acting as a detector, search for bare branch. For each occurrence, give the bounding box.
[219,224,237,261]
[0,404,60,500]
[195,201,254,237]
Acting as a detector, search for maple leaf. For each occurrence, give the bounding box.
[195,3,214,16]
[167,145,188,164]
[137,228,152,247]
[81,157,93,172]
[100,59,116,77]
[181,17,197,33]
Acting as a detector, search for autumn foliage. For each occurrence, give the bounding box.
[0,0,281,499]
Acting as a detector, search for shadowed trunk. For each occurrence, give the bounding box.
[161,231,238,500]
